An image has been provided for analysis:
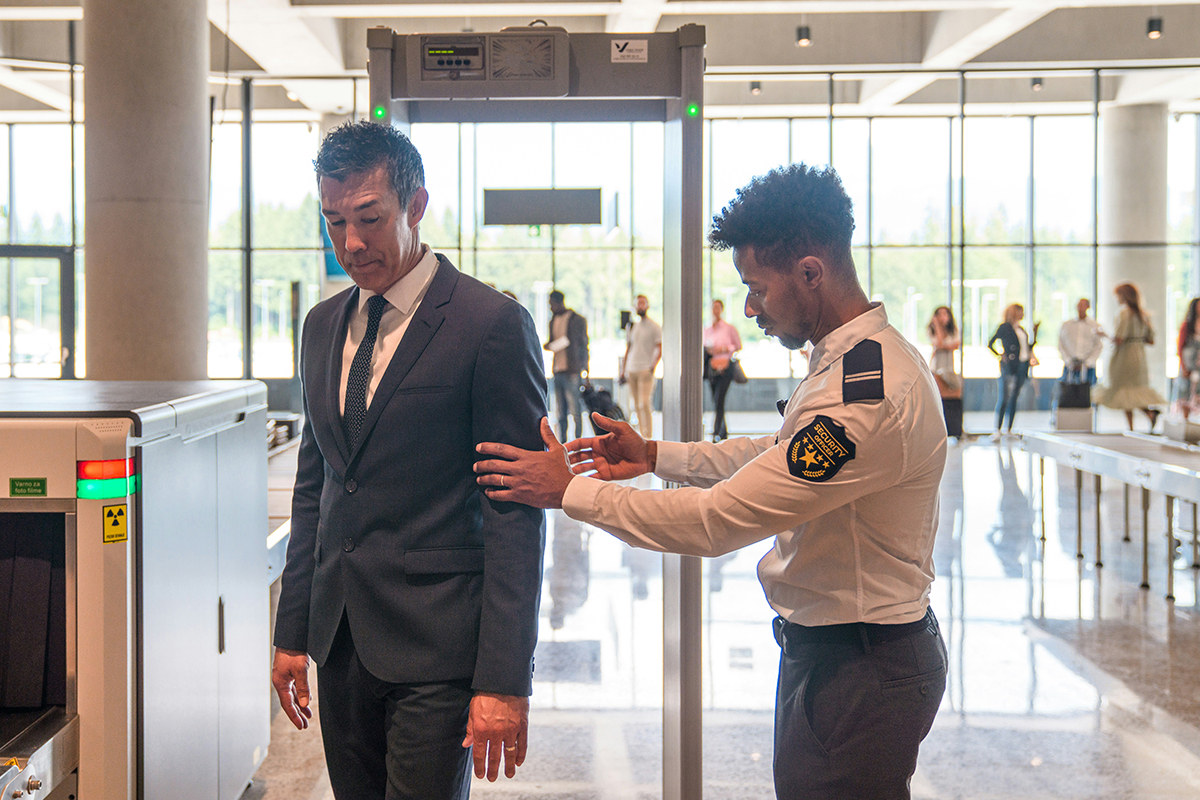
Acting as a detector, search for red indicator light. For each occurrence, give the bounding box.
[77,458,134,480]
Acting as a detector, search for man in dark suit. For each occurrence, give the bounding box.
[271,121,546,800]
[545,291,589,441]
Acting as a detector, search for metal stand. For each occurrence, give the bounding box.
[1075,468,1084,560]
[1094,473,1103,568]
[1038,456,1046,543]
[1166,495,1176,601]
[1124,483,1131,542]
[1192,502,1199,569]
[1141,487,1151,589]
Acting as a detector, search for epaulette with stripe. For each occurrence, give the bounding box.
[842,339,884,403]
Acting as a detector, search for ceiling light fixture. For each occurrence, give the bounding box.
[750,81,762,96]
[795,25,812,48]
[1147,16,1163,39]
[1031,77,1043,92]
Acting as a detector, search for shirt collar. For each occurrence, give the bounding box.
[807,302,890,376]
[358,245,438,316]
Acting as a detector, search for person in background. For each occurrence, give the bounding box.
[926,306,962,438]
[703,299,743,441]
[1175,298,1200,418]
[1058,297,1104,386]
[1095,282,1164,431]
[987,303,1039,442]
[546,290,589,442]
[620,294,662,438]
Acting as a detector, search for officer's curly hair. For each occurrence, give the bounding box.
[314,121,424,208]
[708,163,855,272]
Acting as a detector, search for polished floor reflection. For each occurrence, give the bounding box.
[252,409,1200,799]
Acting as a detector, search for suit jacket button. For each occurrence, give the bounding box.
[345,479,357,494]
[343,537,354,552]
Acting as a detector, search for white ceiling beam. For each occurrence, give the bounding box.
[292,0,1198,17]
[0,67,70,111]
[1114,68,1200,106]
[858,4,1054,111]
[0,7,80,21]
[606,0,668,33]
[208,0,348,112]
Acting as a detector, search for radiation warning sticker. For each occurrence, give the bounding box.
[786,415,856,482]
[103,503,128,543]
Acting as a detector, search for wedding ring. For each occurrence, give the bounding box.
[504,744,517,751]
[500,476,506,488]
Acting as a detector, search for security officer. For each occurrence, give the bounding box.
[474,163,948,799]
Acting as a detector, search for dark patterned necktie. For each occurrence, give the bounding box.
[343,294,388,449]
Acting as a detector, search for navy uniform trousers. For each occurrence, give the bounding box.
[772,608,947,799]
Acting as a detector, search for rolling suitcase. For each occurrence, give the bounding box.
[942,397,963,438]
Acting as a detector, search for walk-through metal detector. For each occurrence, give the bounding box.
[367,24,706,799]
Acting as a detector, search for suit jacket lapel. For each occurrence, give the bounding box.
[347,256,458,464]
[324,286,359,466]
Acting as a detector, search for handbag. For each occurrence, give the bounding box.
[1057,381,1091,409]
[730,358,748,384]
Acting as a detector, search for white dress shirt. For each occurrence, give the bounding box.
[562,303,946,626]
[339,245,439,414]
[1058,316,1104,368]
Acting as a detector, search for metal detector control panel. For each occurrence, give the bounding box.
[407,29,569,97]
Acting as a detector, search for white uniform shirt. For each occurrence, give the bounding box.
[1058,316,1104,368]
[339,245,439,414]
[562,303,946,626]
[625,315,663,374]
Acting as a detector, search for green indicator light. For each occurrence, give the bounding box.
[373,106,387,119]
[77,475,139,500]
[686,103,700,117]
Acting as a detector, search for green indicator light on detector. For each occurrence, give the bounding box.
[373,106,387,119]
[77,475,139,500]
[686,103,700,117]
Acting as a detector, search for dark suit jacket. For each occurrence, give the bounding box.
[274,255,547,697]
[547,310,589,375]
[988,322,1036,367]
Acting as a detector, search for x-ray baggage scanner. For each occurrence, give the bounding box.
[0,381,270,799]
[368,25,706,799]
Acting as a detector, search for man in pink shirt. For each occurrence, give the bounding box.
[704,299,743,440]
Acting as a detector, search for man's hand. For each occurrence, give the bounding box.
[475,418,575,509]
[565,412,656,482]
[271,647,313,731]
[461,692,529,781]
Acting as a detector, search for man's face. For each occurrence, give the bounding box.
[734,245,812,351]
[1077,298,1090,318]
[549,297,566,315]
[320,165,428,296]
[636,296,649,316]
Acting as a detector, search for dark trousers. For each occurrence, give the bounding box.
[708,368,735,440]
[553,371,583,441]
[317,616,474,800]
[772,609,947,799]
[994,361,1029,432]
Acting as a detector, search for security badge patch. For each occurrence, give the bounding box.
[787,415,856,482]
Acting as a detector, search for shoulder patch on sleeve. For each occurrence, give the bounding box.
[786,415,857,482]
[842,339,884,404]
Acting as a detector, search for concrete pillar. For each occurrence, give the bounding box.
[84,0,209,379]
[1098,103,1169,397]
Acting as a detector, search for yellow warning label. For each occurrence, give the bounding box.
[103,503,128,543]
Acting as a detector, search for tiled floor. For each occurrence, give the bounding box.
[249,407,1200,799]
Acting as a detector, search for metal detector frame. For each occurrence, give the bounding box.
[368,24,705,800]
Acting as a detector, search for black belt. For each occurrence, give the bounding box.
[773,608,935,654]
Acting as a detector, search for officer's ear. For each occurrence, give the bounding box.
[795,256,825,289]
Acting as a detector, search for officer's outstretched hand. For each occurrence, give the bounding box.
[476,418,574,509]
[565,412,656,482]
